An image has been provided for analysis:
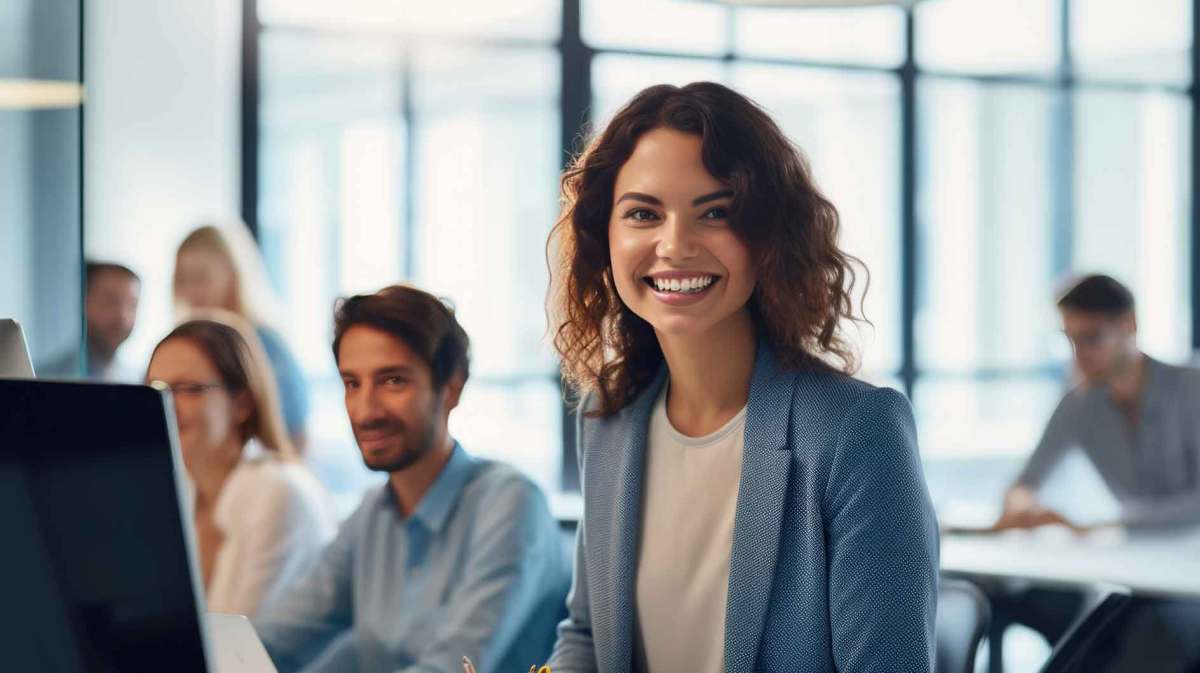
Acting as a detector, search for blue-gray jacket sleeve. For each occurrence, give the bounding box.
[824,387,939,673]
[548,401,599,673]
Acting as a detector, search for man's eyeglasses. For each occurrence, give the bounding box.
[1062,329,1118,351]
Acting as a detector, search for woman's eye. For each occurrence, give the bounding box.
[625,208,659,222]
[701,206,729,221]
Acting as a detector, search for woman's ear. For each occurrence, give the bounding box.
[231,389,254,429]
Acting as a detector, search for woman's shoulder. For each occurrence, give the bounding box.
[782,365,908,430]
[218,454,331,526]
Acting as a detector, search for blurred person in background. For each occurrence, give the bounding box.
[146,312,334,617]
[39,261,141,381]
[996,273,1200,532]
[173,222,311,451]
[255,284,568,673]
[986,273,1200,673]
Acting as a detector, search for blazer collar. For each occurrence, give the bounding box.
[724,342,795,673]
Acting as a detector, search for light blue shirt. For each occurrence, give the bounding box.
[255,444,570,673]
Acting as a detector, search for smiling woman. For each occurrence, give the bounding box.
[546,82,939,673]
[550,82,865,418]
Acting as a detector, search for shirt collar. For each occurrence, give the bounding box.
[406,442,475,534]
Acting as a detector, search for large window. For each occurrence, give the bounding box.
[252,0,1196,517]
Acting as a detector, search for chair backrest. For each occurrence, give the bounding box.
[937,578,991,673]
[1037,587,1137,673]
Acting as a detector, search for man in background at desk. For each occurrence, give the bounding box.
[997,273,1200,531]
[983,274,1200,673]
[39,261,141,382]
[254,284,569,673]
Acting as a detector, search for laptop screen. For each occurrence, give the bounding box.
[0,319,35,378]
[0,380,210,673]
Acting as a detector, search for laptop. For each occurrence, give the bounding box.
[0,318,35,378]
[0,379,275,673]
[206,614,278,673]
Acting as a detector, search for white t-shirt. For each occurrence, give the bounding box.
[634,386,747,673]
[207,445,336,617]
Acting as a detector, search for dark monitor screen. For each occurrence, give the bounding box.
[0,380,210,673]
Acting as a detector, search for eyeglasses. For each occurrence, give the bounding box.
[149,380,226,396]
[1062,329,1119,351]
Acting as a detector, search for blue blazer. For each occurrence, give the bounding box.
[549,345,939,673]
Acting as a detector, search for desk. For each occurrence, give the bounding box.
[940,527,1200,598]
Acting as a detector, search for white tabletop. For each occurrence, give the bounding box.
[940,526,1200,598]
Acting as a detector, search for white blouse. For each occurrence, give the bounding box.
[634,386,747,673]
[205,446,335,617]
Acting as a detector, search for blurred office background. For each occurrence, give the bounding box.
[1,0,1194,520]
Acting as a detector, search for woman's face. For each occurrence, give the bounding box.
[607,127,756,338]
[147,337,247,472]
[175,248,236,311]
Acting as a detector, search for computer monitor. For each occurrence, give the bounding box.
[0,318,35,378]
[0,380,211,672]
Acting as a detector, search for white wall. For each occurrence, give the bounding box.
[84,0,242,367]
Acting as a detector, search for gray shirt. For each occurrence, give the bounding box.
[1016,356,1200,528]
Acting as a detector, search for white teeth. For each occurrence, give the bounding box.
[650,276,715,294]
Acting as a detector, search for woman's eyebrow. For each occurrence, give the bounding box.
[615,191,663,206]
[692,189,734,206]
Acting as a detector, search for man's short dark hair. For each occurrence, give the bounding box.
[86,261,139,287]
[1057,274,1135,316]
[332,284,470,389]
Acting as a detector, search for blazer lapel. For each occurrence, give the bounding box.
[723,345,794,673]
[601,368,666,673]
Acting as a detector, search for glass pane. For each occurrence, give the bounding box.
[917,80,1062,373]
[1071,0,1191,85]
[1,0,83,376]
[449,378,562,495]
[1073,89,1191,362]
[915,377,1063,457]
[411,46,560,379]
[916,377,1063,518]
[591,54,729,126]
[733,65,901,375]
[916,0,1060,75]
[259,31,405,372]
[260,0,560,42]
[733,5,905,67]
[583,0,729,56]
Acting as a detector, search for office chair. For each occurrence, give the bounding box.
[937,578,991,673]
[1037,585,1132,673]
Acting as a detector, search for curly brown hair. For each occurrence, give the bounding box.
[548,82,866,417]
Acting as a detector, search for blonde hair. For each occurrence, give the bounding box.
[153,309,295,459]
[174,221,282,328]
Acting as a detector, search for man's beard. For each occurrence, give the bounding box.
[354,411,441,474]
